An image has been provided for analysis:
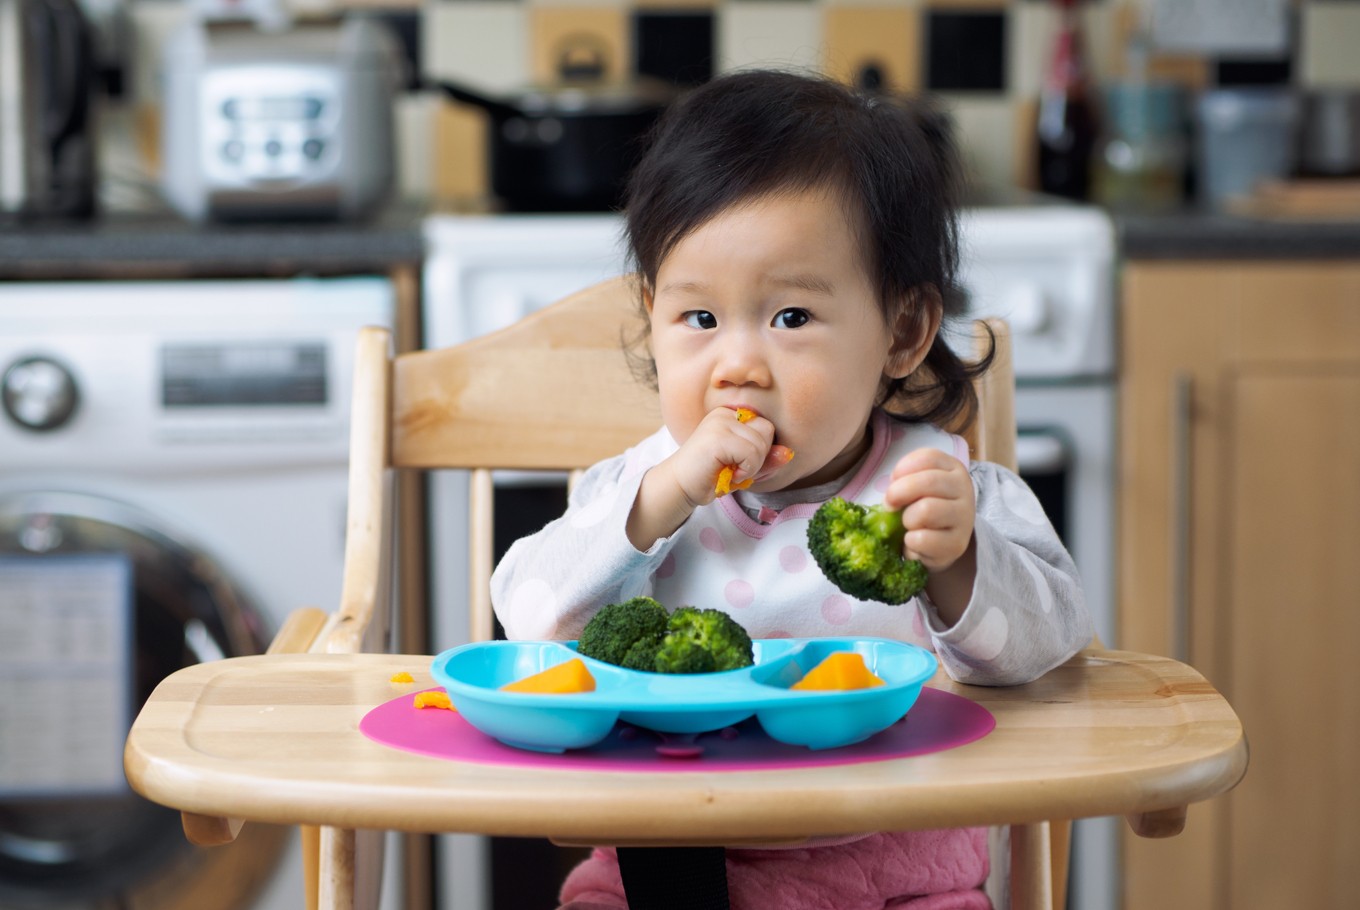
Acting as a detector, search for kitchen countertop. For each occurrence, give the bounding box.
[1116,209,1360,260]
[6,199,1360,275]
[0,201,427,280]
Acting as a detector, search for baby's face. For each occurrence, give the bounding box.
[647,187,918,491]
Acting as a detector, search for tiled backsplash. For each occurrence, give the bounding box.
[123,0,1360,204]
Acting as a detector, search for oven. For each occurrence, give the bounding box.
[422,203,1118,910]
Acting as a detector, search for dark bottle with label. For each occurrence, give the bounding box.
[1036,0,1099,200]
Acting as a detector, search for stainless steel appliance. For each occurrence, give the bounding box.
[0,277,400,910]
[0,0,97,219]
[160,15,402,222]
[421,202,1120,910]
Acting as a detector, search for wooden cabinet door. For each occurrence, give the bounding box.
[1119,262,1360,910]
[1223,369,1360,908]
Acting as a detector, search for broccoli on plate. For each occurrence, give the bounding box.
[576,596,669,670]
[654,606,754,673]
[576,599,754,674]
[807,497,928,605]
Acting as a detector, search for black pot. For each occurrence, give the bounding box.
[431,77,674,212]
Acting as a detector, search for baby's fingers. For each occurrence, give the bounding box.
[900,494,965,534]
[717,444,793,495]
[752,444,795,481]
[904,525,972,571]
[712,409,782,495]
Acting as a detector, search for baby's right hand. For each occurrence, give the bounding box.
[670,407,786,508]
[627,407,794,549]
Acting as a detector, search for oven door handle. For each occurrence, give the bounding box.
[1014,431,1069,474]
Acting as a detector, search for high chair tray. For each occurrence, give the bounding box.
[431,637,936,753]
[124,649,1247,844]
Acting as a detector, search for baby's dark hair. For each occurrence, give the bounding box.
[623,68,991,429]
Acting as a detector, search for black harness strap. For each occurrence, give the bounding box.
[616,846,731,910]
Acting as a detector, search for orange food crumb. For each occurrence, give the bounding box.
[790,652,886,691]
[500,657,596,694]
[390,672,415,683]
[413,691,454,710]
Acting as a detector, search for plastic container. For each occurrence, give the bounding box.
[430,637,938,753]
[1093,81,1188,213]
[1195,88,1300,210]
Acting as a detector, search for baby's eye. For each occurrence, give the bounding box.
[683,311,718,330]
[773,308,811,329]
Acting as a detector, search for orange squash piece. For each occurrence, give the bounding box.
[414,690,454,710]
[501,657,597,694]
[790,651,885,691]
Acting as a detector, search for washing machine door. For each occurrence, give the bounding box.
[0,491,286,910]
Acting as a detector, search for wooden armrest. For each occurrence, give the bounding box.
[179,606,329,846]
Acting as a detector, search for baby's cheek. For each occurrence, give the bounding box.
[656,389,701,446]
[777,384,834,447]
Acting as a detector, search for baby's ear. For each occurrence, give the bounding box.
[885,287,942,379]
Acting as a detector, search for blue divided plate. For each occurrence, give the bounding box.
[430,637,938,753]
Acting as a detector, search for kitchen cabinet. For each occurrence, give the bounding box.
[1118,260,1360,909]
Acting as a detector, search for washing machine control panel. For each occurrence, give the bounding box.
[160,341,327,408]
[2,356,80,432]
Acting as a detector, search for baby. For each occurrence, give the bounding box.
[491,69,1092,910]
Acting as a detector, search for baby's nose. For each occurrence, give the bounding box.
[714,340,771,386]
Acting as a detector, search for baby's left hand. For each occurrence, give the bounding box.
[883,448,975,573]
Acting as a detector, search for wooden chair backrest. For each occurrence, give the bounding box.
[392,274,661,472]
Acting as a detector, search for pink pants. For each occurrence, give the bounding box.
[558,828,992,910]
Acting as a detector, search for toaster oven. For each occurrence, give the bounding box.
[160,16,402,222]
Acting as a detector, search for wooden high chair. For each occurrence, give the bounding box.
[125,276,1247,910]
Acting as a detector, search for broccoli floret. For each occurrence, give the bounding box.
[807,497,928,605]
[619,633,666,671]
[653,633,718,674]
[577,599,754,674]
[654,606,754,674]
[577,597,669,667]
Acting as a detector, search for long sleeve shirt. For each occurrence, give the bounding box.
[492,408,1091,686]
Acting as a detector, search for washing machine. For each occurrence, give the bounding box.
[0,277,398,910]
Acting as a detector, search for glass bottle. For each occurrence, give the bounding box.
[1036,0,1099,200]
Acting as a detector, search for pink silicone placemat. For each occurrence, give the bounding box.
[360,687,994,772]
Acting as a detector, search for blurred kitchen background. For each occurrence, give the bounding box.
[3,0,1359,909]
[56,0,1360,215]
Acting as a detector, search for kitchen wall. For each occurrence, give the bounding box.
[118,0,1360,205]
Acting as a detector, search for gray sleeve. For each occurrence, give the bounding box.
[490,454,674,642]
[921,462,1093,685]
